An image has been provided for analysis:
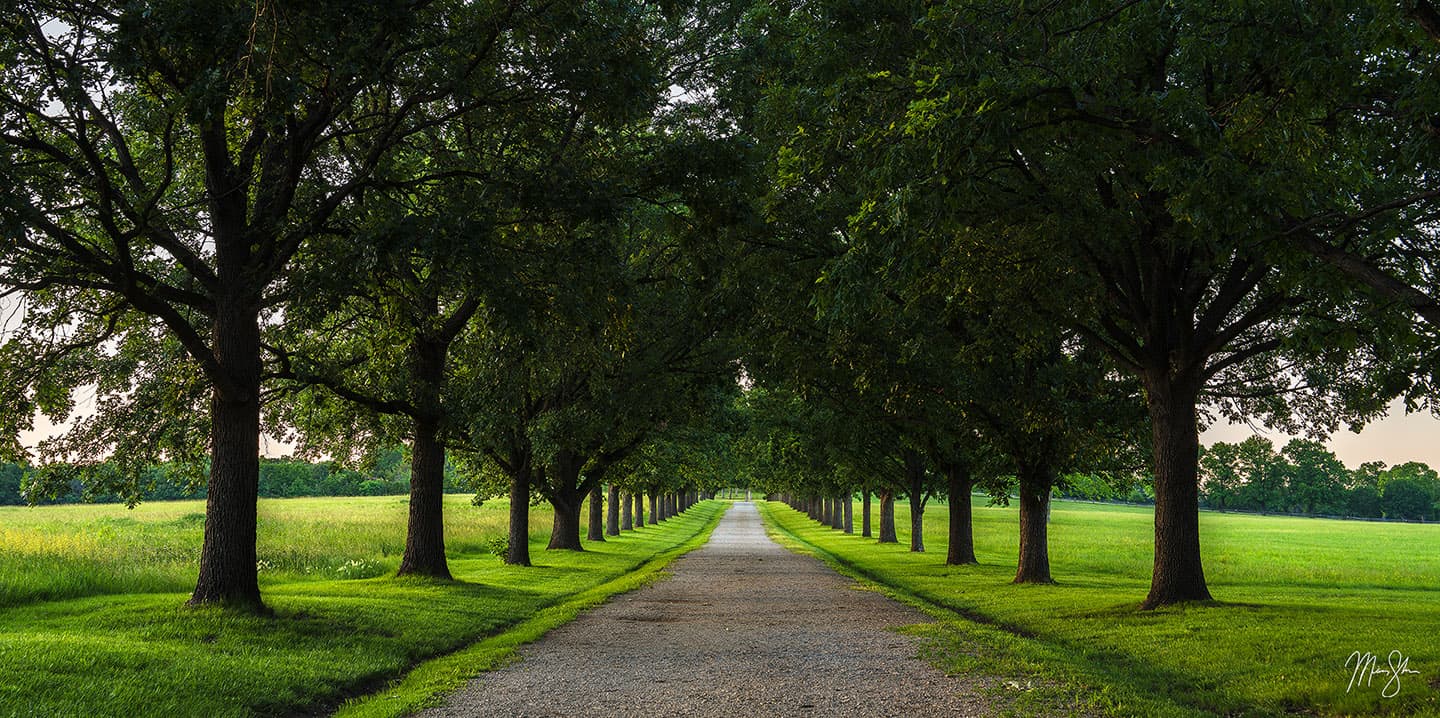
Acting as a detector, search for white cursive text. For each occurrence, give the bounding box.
[1346,650,1420,699]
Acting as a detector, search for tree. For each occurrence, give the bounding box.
[1346,459,1386,518]
[1381,477,1436,521]
[0,462,24,505]
[1279,440,1349,516]
[1235,437,1286,513]
[1379,462,1440,520]
[1199,443,1245,510]
[0,0,496,609]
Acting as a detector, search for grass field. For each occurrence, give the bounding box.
[759,498,1440,717]
[0,495,725,718]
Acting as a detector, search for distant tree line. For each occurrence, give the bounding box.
[1054,438,1440,522]
[0,449,435,506]
[1197,438,1440,521]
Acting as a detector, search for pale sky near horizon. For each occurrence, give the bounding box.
[1200,397,1440,470]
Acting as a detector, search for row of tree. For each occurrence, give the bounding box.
[0,1,754,610]
[8,0,1440,615]
[1200,438,1440,521]
[722,1,1440,610]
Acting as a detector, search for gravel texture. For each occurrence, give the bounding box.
[416,501,998,717]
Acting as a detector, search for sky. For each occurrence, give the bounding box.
[1200,397,1440,470]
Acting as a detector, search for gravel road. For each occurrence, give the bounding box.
[416,501,998,717]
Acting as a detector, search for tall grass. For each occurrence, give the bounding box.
[0,496,562,606]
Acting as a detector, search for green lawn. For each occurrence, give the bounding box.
[759,498,1440,717]
[0,495,724,718]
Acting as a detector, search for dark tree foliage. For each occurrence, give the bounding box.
[267,0,681,579]
[732,2,1147,579]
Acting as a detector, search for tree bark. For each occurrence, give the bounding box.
[944,462,977,565]
[396,330,452,578]
[546,451,586,550]
[547,493,584,550]
[908,501,925,552]
[1142,377,1212,608]
[621,491,633,530]
[588,485,606,542]
[397,415,451,578]
[650,493,659,522]
[189,304,263,609]
[1014,465,1054,583]
[634,491,645,527]
[904,449,928,552]
[506,467,531,566]
[878,491,897,543]
[862,490,872,537]
[843,495,853,534]
[606,484,621,536]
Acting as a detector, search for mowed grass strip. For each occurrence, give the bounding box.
[758,499,1440,717]
[0,496,725,718]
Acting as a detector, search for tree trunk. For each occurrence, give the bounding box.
[547,493,584,550]
[397,416,451,578]
[944,462,977,565]
[506,467,531,566]
[831,495,844,529]
[606,484,621,536]
[189,304,263,609]
[634,492,645,527]
[843,495,853,534]
[650,493,659,522]
[862,490,872,537]
[588,485,606,542]
[878,491,897,543]
[546,452,586,550]
[621,491,633,530]
[1142,377,1212,608]
[905,449,926,552]
[909,500,926,552]
[1014,465,1054,583]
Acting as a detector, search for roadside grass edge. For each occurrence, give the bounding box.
[333,501,729,718]
[754,501,1212,718]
